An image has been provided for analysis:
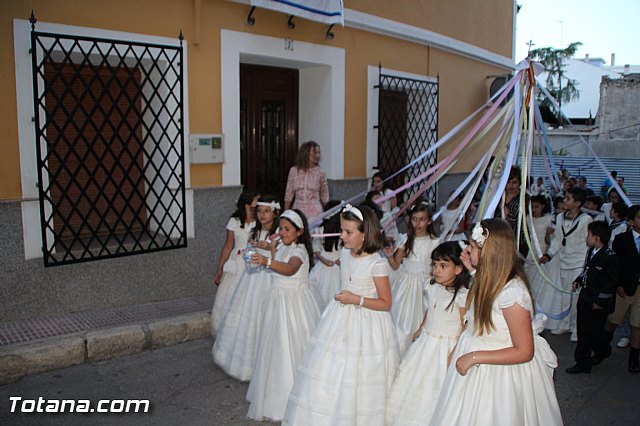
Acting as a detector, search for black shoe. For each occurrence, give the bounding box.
[591,353,610,366]
[566,364,591,374]
[629,360,640,373]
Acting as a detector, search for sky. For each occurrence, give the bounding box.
[514,0,640,66]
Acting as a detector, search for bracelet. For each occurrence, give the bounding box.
[469,269,476,276]
[266,258,272,269]
[359,296,365,307]
[472,351,479,368]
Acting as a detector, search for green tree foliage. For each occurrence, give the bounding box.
[529,42,582,123]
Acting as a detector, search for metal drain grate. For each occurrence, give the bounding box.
[0,297,212,346]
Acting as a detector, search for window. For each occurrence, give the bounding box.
[31,30,186,266]
[377,72,439,205]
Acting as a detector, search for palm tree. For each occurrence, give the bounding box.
[529,42,582,124]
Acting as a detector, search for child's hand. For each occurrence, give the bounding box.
[214,270,222,285]
[334,258,341,266]
[267,236,280,251]
[572,281,580,291]
[455,352,476,376]
[539,255,549,264]
[250,239,268,250]
[460,247,474,272]
[334,290,356,304]
[250,253,264,267]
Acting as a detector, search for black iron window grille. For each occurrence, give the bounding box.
[30,19,186,267]
[376,71,439,206]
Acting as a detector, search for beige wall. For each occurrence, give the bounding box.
[0,0,513,199]
[349,0,514,58]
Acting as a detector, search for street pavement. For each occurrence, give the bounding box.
[1,332,639,425]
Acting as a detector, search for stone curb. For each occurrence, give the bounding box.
[0,311,211,385]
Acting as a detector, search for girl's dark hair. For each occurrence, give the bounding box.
[371,171,387,192]
[341,204,384,255]
[231,192,258,228]
[405,202,435,257]
[281,209,314,269]
[552,196,564,211]
[251,195,281,240]
[360,197,384,220]
[431,241,470,311]
[294,141,320,170]
[321,200,342,252]
[508,166,522,185]
[530,195,550,215]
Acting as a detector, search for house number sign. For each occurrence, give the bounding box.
[284,39,294,51]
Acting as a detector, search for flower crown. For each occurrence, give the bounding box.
[471,222,488,248]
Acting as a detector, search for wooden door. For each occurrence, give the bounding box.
[44,62,146,242]
[240,64,299,201]
[378,88,409,203]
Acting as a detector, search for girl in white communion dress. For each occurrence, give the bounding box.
[283,204,400,426]
[430,219,563,426]
[246,209,321,422]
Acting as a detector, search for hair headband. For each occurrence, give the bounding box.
[280,209,304,229]
[342,204,364,221]
[256,201,281,210]
[409,201,429,213]
[471,222,488,248]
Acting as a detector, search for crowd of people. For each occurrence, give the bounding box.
[208,141,640,424]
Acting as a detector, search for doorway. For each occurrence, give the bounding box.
[240,64,299,201]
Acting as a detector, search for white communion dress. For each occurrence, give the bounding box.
[211,229,272,381]
[386,284,468,425]
[430,278,563,426]
[309,229,342,310]
[246,243,322,422]
[283,248,400,426]
[210,217,255,336]
[390,234,440,356]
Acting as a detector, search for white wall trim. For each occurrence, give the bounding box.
[221,29,345,184]
[345,8,515,70]
[13,19,193,259]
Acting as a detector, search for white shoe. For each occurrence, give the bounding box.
[570,332,578,342]
[551,328,571,335]
[617,337,631,348]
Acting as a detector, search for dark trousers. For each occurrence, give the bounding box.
[574,293,611,366]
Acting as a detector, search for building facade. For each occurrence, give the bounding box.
[0,0,515,322]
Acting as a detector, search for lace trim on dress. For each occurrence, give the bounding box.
[371,258,390,277]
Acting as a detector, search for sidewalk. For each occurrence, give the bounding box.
[0,297,213,385]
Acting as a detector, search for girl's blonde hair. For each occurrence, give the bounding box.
[466,218,531,335]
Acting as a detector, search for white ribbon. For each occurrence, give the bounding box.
[280,209,304,229]
[256,201,281,210]
[342,204,363,221]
